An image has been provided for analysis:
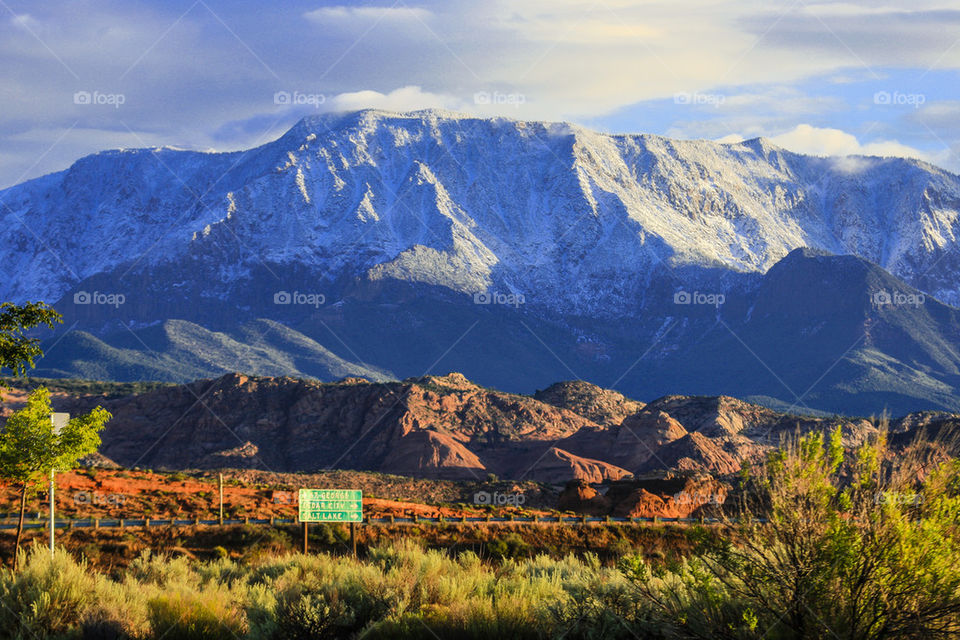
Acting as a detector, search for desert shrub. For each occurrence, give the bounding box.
[128,551,198,588]
[247,553,404,640]
[243,582,280,639]
[0,547,97,638]
[79,575,150,640]
[544,555,652,640]
[147,587,247,640]
[272,590,361,640]
[311,523,339,546]
[372,597,543,640]
[623,427,960,640]
[486,532,530,559]
[239,526,295,562]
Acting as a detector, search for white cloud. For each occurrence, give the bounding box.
[326,86,458,112]
[768,124,927,160]
[715,133,745,144]
[715,124,957,172]
[304,6,431,25]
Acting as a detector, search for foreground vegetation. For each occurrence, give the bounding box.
[1,427,959,640]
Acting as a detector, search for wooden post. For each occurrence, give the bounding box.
[218,474,224,525]
[302,521,308,555]
[350,522,357,557]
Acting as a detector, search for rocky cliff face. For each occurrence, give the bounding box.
[5,372,923,483]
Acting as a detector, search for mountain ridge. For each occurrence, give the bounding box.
[5,110,960,414]
[5,108,960,309]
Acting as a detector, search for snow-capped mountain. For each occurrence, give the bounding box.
[3,109,960,314]
[5,109,960,416]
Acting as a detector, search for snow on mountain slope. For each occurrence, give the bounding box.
[3,109,960,314]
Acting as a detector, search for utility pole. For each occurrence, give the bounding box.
[49,413,69,557]
[218,473,224,525]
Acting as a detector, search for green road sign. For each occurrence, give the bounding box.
[299,489,363,522]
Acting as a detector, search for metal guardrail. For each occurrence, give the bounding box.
[0,517,295,530]
[0,514,749,530]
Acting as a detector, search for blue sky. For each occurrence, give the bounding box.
[1,0,958,188]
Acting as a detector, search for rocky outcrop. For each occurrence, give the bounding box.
[559,475,729,518]
[45,372,606,482]
[534,381,645,427]
[558,480,612,515]
[4,372,951,483]
[529,448,632,484]
[611,475,729,518]
[610,410,689,469]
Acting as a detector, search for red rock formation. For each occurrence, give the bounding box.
[0,373,930,485]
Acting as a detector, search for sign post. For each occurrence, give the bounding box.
[49,413,69,557]
[298,489,363,556]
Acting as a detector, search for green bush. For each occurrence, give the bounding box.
[273,590,358,640]
[622,427,960,639]
[0,547,96,638]
[147,588,247,640]
[486,532,530,559]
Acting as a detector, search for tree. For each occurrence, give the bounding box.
[622,426,960,639]
[0,387,110,569]
[0,301,62,377]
